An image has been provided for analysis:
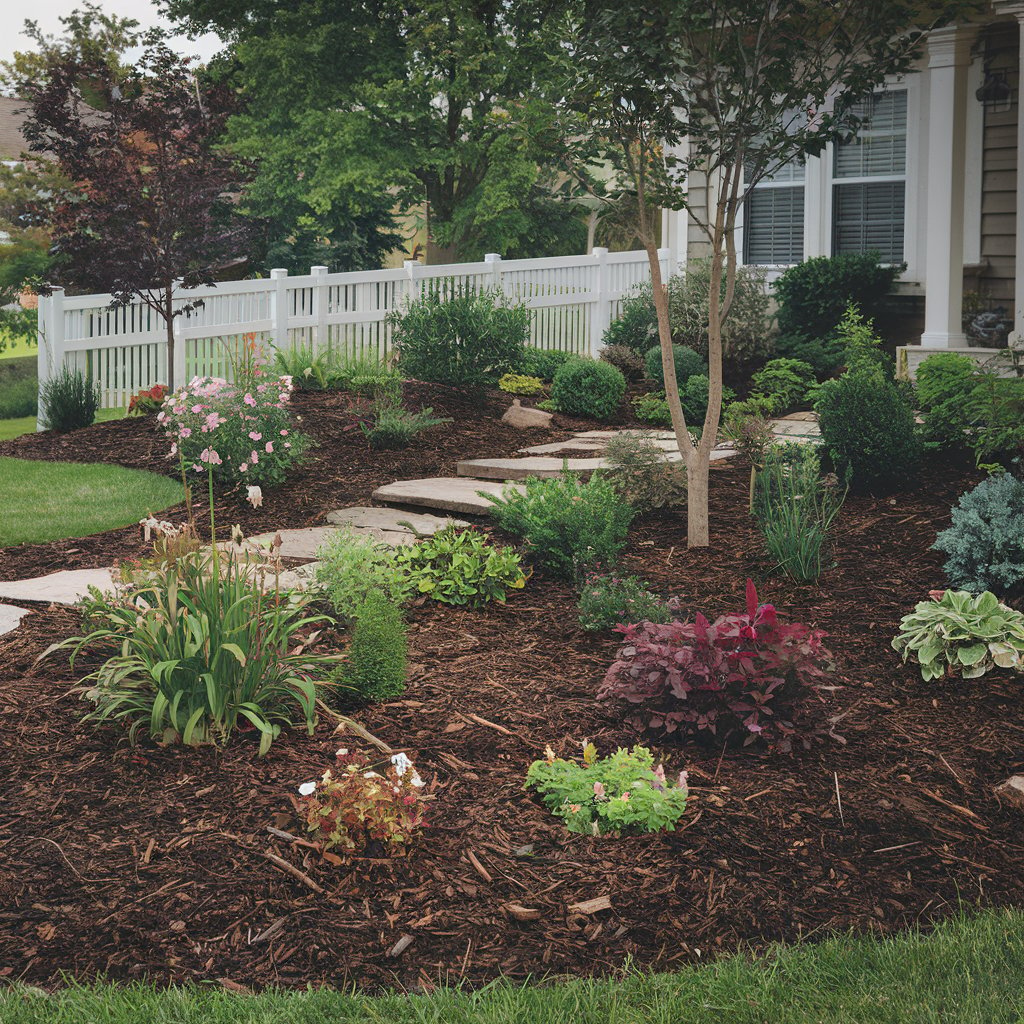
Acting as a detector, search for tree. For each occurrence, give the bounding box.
[548,0,975,546]
[164,0,584,263]
[17,43,254,388]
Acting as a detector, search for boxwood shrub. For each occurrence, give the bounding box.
[551,358,625,420]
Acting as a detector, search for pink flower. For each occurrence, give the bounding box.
[191,404,204,413]
[284,442,292,450]
[169,442,177,456]
[239,463,248,472]
[568,804,581,814]
[265,441,274,453]
[200,448,222,466]
[248,431,262,441]
[179,427,192,439]
[204,412,223,432]
[280,429,289,437]
[620,792,630,802]
[243,393,256,406]
[250,450,259,464]
[593,781,605,798]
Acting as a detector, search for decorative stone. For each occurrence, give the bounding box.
[373,477,525,515]
[457,456,609,481]
[244,527,340,562]
[995,775,1024,810]
[277,561,322,592]
[517,439,606,455]
[0,568,115,606]
[501,399,553,429]
[324,506,468,536]
[0,604,30,636]
[573,429,676,440]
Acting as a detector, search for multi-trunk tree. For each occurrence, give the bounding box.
[548,0,977,547]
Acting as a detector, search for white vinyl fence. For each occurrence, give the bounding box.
[36,247,667,414]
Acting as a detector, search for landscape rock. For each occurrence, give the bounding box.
[325,506,468,536]
[244,527,339,561]
[457,456,609,481]
[0,568,115,606]
[0,604,30,636]
[995,775,1024,810]
[373,477,525,515]
[501,399,553,429]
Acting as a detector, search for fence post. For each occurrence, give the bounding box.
[657,246,672,285]
[270,268,289,352]
[310,265,328,350]
[588,246,610,358]
[170,279,187,389]
[484,252,503,296]
[36,288,63,431]
[404,259,424,302]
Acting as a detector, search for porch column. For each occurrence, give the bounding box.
[921,26,974,348]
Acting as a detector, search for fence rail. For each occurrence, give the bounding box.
[36,248,666,414]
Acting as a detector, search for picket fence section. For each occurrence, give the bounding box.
[36,247,667,413]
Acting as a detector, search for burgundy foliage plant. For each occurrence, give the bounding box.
[598,580,834,751]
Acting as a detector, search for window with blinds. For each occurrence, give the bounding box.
[832,90,907,262]
[743,153,805,266]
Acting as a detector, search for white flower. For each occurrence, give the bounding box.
[336,747,348,756]
[391,752,413,776]
[246,485,263,508]
[411,772,424,788]
[298,781,317,797]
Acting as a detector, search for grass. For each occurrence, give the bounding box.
[0,330,35,361]
[0,457,184,547]
[0,407,127,443]
[0,912,1023,1022]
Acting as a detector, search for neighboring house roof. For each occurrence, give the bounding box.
[0,96,34,161]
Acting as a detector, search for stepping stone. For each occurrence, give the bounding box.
[574,429,676,440]
[457,456,610,481]
[324,506,468,536]
[244,527,339,561]
[778,411,818,422]
[0,603,29,636]
[277,561,322,592]
[0,568,115,606]
[517,439,607,455]
[373,477,525,516]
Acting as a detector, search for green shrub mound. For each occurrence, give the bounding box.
[601,286,657,352]
[916,351,977,448]
[550,358,625,420]
[774,331,846,380]
[933,474,1024,598]
[815,368,921,493]
[336,592,408,703]
[751,358,817,413]
[644,343,707,386]
[518,347,575,382]
[315,528,412,623]
[40,366,100,432]
[600,343,645,378]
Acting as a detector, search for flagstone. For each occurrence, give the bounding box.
[0,604,30,636]
[0,568,115,606]
[373,477,524,515]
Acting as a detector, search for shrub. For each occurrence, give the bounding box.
[721,408,776,510]
[754,445,846,581]
[577,572,672,632]
[602,433,686,513]
[916,352,977,448]
[519,347,575,382]
[161,372,311,487]
[39,366,100,432]
[892,590,1024,681]
[775,331,846,380]
[52,551,334,755]
[550,358,625,420]
[933,474,1024,598]
[390,287,528,390]
[601,285,657,352]
[273,342,334,390]
[296,748,427,855]
[336,591,408,702]
[326,352,402,400]
[773,253,902,341]
[361,399,451,450]
[0,375,38,418]
[815,368,921,493]
[644,343,707,386]
[498,372,545,396]
[525,743,688,835]
[751,358,817,413]
[964,374,1024,469]
[394,525,526,607]
[833,303,889,377]
[316,528,412,623]
[127,384,167,416]
[678,374,736,426]
[488,471,634,579]
[600,343,645,379]
[632,392,672,428]
[599,580,834,751]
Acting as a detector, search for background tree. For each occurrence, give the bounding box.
[18,43,254,388]
[165,0,586,263]
[548,0,976,546]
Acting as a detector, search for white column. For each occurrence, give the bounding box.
[310,265,328,350]
[484,252,503,295]
[921,26,974,348]
[270,268,288,351]
[589,246,609,357]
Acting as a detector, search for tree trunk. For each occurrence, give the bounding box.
[686,455,710,547]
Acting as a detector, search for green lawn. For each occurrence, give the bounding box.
[0,457,184,547]
[0,912,1022,1023]
[0,407,127,443]
[0,330,36,361]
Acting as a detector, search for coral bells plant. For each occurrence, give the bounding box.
[159,372,310,487]
[599,580,834,751]
[295,749,429,857]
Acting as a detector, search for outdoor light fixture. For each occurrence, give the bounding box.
[976,68,1012,107]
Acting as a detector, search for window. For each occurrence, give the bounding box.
[743,152,805,266]
[832,90,907,262]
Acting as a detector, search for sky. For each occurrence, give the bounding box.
[0,0,223,68]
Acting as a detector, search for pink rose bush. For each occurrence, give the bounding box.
[159,371,310,487]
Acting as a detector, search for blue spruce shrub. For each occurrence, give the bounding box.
[933,474,1024,598]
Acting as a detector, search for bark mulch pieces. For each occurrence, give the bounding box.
[1,385,1022,993]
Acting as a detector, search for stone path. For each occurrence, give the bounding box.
[372,477,524,515]
[0,568,115,607]
[0,604,30,637]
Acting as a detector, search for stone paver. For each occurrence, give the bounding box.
[373,477,525,515]
[0,568,115,606]
[573,429,677,440]
[457,456,610,481]
[0,603,30,636]
[325,506,468,536]
[517,439,607,455]
[244,526,339,561]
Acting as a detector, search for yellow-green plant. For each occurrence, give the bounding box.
[499,372,545,395]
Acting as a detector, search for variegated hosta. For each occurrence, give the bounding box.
[892,589,1024,682]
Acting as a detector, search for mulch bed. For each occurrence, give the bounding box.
[2,383,1023,993]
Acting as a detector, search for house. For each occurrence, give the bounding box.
[661,4,1024,373]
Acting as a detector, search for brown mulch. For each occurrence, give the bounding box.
[2,386,1023,993]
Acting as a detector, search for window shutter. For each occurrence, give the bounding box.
[834,91,908,178]
[832,181,906,262]
[744,186,805,265]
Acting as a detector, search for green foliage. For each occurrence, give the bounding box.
[644,343,707,386]
[632,391,672,428]
[774,331,847,380]
[550,357,625,420]
[679,374,736,426]
[361,400,451,450]
[815,368,921,493]
[963,375,1024,469]
[393,526,526,607]
[773,254,902,341]
[602,286,657,352]
[498,372,545,396]
[488,471,634,579]
[578,572,672,632]
[50,552,333,755]
[39,366,100,432]
[933,474,1024,598]
[315,528,412,624]
[751,358,817,413]
[833,303,888,376]
[336,592,408,703]
[916,351,977,448]
[892,590,1024,682]
[273,343,335,390]
[525,744,688,835]
[599,343,646,378]
[602,433,687,512]
[326,353,402,400]
[518,347,575,382]
[754,445,846,581]
[0,375,38,419]
[390,288,528,391]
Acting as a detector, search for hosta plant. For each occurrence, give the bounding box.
[295,749,428,857]
[525,742,688,836]
[891,589,1024,681]
[599,580,834,751]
